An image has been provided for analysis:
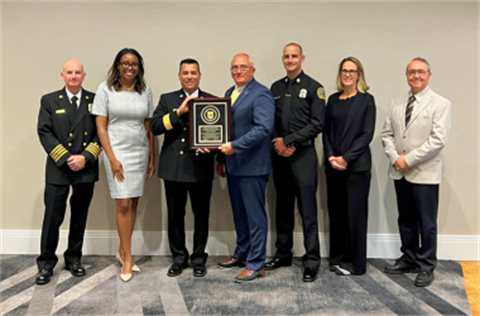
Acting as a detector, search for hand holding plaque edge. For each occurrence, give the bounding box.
[219,142,235,155]
[196,148,211,154]
[177,95,196,117]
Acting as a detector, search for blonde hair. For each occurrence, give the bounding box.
[336,57,370,93]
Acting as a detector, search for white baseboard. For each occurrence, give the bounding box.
[1,230,478,260]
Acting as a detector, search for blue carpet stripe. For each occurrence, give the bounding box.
[369,259,468,316]
[54,256,128,297]
[350,273,421,315]
[0,279,36,304]
[4,303,29,316]
[0,256,36,281]
[437,260,465,277]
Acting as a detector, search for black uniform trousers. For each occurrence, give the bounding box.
[325,166,370,275]
[164,180,212,266]
[394,177,439,272]
[37,182,95,271]
[272,146,320,269]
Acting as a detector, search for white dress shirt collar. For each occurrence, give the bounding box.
[184,89,199,97]
[65,88,82,108]
[409,86,430,103]
[234,85,245,92]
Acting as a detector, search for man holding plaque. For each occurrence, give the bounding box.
[150,58,215,278]
[216,53,275,283]
[266,43,325,282]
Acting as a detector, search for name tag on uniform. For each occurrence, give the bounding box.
[55,109,66,114]
[274,96,281,100]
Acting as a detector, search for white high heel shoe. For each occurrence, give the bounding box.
[120,271,132,282]
[118,253,133,282]
[116,252,141,272]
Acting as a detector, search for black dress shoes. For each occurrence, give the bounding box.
[384,260,419,274]
[303,267,318,282]
[65,262,86,277]
[167,263,187,277]
[414,271,434,287]
[265,258,292,270]
[193,264,207,277]
[35,269,53,285]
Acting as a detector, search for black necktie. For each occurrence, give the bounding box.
[71,96,78,115]
[281,80,293,136]
[405,95,415,127]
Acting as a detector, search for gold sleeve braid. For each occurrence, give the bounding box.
[85,143,101,159]
[163,113,173,131]
[50,144,68,162]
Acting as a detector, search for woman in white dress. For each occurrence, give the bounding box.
[93,48,155,282]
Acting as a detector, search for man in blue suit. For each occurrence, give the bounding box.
[216,53,275,283]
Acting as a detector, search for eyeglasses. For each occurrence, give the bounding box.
[407,70,429,77]
[341,69,358,75]
[119,62,139,69]
[230,65,251,72]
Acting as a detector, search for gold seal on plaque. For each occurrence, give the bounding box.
[201,105,220,124]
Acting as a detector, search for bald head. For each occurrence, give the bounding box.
[63,59,84,72]
[61,59,85,94]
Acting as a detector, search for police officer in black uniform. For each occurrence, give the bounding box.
[265,43,325,282]
[36,59,100,285]
[150,58,215,278]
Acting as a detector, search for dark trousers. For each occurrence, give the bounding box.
[227,174,268,271]
[37,182,95,271]
[394,177,439,272]
[272,146,320,269]
[164,180,212,266]
[325,167,370,274]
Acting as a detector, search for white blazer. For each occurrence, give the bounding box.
[381,87,451,184]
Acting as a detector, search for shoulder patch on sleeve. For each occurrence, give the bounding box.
[317,87,326,100]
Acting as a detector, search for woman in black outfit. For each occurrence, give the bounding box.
[323,57,376,275]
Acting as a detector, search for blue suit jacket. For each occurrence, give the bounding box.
[224,78,275,176]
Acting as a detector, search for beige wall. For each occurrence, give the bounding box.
[1,2,478,237]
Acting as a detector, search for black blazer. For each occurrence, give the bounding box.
[37,87,100,185]
[323,91,376,172]
[150,89,216,182]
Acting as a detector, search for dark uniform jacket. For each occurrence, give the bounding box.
[270,71,325,147]
[150,89,216,182]
[323,91,376,172]
[37,87,101,185]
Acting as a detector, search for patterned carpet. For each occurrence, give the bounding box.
[0,255,473,315]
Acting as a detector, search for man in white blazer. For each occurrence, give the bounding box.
[381,57,451,287]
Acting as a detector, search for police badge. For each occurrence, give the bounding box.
[299,89,308,99]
